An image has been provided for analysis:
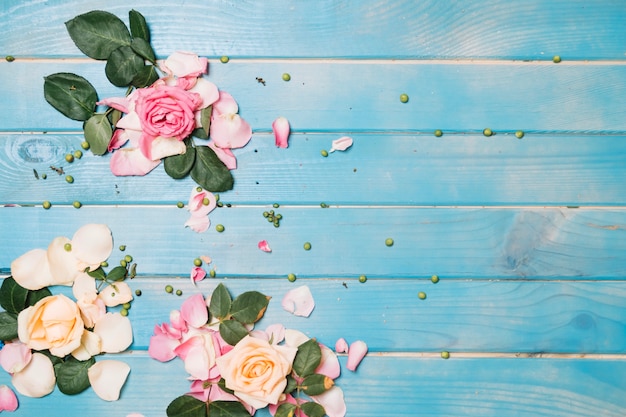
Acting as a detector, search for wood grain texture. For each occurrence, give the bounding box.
[2,61,626,132]
[1,207,625,279]
[2,133,626,206]
[2,0,626,60]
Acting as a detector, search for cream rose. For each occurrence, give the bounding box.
[17,294,84,357]
[215,335,298,409]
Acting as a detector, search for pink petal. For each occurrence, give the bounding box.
[187,187,217,217]
[110,147,161,176]
[212,91,238,115]
[0,342,32,374]
[335,338,349,354]
[346,340,368,371]
[0,385,18,412]
[148,331,179,362]
[180,294,208,328]
[160,51,208,78]
[311,386,346,417]
[316,344,340,379]
[116,111,142,131]
[257,240,272,253]
[272,117,290,148]
[108,129,129,152]
[127,414,145,417]
[207,142,237,170]
[97,96,131,114]
[184,215,211,233]
[329,136,353,153]
[169,310,188,333]
[281,285,315,317]
[191,266,207,283]
[265,324,285,344]
[189,78,219,108]
[210,113,252,149]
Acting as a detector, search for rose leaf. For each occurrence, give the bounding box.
[105,45,145,87]
[219,320,249,346]
[208,283,232,320]
[301,401,326,417]
[54,356,95,395]
[26,287,52,307]
[44,73,98,121]
[130,38,156,64]
[107,266,128,282]
[166,395,207,417]
[129,10,150,43]
[230,291,270,324]
[83,114,113,156]
[0,277,28,316]
[0,312,18,341]
[65,11,131,60]
[164,142,196,179]
[190,146,234,193]
[301,373,333,396]
[132,65,160,88]
[292,338,322,378]
[200,105,212,137]
[275,403,298,417]
[209,401,250,417]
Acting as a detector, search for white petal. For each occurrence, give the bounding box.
[281,285,315,317]
[284,329,310,348]
[11,353,55,398]
[71,224,113,270]
[71,330,102,360]
[189,78,219,108]
[46,236,80,286]
[93,313,133,353]
[10,248,55,290]
[88,360,130,401]
[72,272,97,300]
[329,136,353,153]
[312,386,347,417]
[98,282,133,307]
[150,136,187,161]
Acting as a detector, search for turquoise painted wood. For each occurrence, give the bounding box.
[1,0,625,416]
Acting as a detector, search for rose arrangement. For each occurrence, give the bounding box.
[44,10,253,232]
[148,284,367,417]
[0,224,135,410]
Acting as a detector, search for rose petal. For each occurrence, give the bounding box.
[110,147,161,176]
[212,91,239,115]
[184,215,211,233]
[257,240,272,253]
[97,96,131,114]
[329,136,353,153]
[284,329,310,348]
[316,344,341,379]
[0,342,32,374]
[311,386,346,417]
[346,340,368,371]
[148,330,179,362]
[98,282,133,307]
[187,187,217,217]
[160,51,208,78]
[11,353,55,398]
[71,329,102,360]
[108,128,129,152]
[0,385,18,412]
[76,291,106,328]
[335,337,349,354]
[88,360,131,401]
[127,414,145,417]
[10,248,55,290]
[46,236,80,286]
[265,324,285,345]
[190,266,207,284]
[71,224,113,270]
[116,111,142,131]
[150,136,187,161]
[210,113,252,149]
[189,78,219,108]
[181,294,208,328]
[281,285,315,317]
[207,142,237,170]
[72,272,97,300]
[272,116,290,148]
[93,313,133,353]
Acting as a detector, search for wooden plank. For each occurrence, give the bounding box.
[2,133,626,206]
[1,207,625,279]
[0,354,625,416]
[3,61,626,132]
[2,0,626,60]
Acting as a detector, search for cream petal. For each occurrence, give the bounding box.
[10,248,55,290]
[71,329,102,360]
[329,136,353,153]
[284,329,310,348]
[88,360,131,401]
[11,353,55,398]
[71,224,113,269]
[189,78,219,108]
[47,236,81,286]
[93,313,133,353]
[98,282,133,307]
[72,272,97,300]
[150,136,187,161]
[281,285,315,317]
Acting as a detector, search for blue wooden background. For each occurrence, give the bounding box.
[1,0,626,416]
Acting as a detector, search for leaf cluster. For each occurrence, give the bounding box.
[167,395,250,417]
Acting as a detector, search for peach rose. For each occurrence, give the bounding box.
[17,294,84,357]
[215,335,298,409]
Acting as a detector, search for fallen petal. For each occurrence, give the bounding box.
[335,338,349,354]
[10,248,55,290]
[191,266,207,284]
[160,51,208,78]
[0,385,18,412]
[148,331,179,362]
[311,386,346,417]
[184,215,211,233]
[190,78,219,108]
[88,360,131,401]
[11,352,55,398]
[46,236,81,286]
[329,136,353,153]
[264,323,285,344]
[0,342,32,374]
[71,224,113,271]
[281,285,315,317]
[316,344,341,379]
[284,329,310,348]
[98,282,133,307]
[93,313,133,353]
[207,142,237,170]
[257,240,272,253]
[346,340,368,371]
[71,329,102,360]
[127,414,145,417]
[72,272,97,300]
[181,294,209,328]
[108,128,129,152]
[110,147,161,176]
[150,136,187,161]
[272,116,290,148]
[210,113,252,149]
[211,91,238,115]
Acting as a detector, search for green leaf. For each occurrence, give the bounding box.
[83,114,113,156]
[275,403,297,417]
[26,287,52,307]
[39,350,64,366]
[166,395,207,417]
[105,45,145,87]
[292,338,322,377]
[200,106,212,137]
[130,38,156,64]
[44,73,98,121]
[230,291,269,324]
[219,319,249,346]
[132,64,160,88]
[65,10,131,60]
[129,10,150,42]
[86,267,106,281]
[0,312,18,341]
[283,375,297,394]
[107,108,123,126]
[301,401,326,417]
[191,127,209,140]
[208,283,232,320]
[164,144,196,179]
[107,266,128,282]
[301,373,333,396]
[217,378,234,395]
[54,356,95,395]
[0,277,28,316]
[190,146,234,192]
[209,401,250,417]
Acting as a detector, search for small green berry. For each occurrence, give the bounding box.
[273,222,280,228]
[320,202,328,208]
[552,55,561,63]
[431,275,439,284]
[120,260,127,267]
[196,186,202,192]
[359,275,367,283]
[124,255,133,263]
[73,150,83,159]
[176,201,184,208]
[515,130,525,139]
[287,273,296,282]
[5,56,15,62]
[441,351,450,359]
[220,55,229,63]
[65,153,74,163]
[193,258,202,267]
[135,289,142,296]
[303,242,312,251]
[418,291,427,300]
[119,245,126,251]
[165,285,173,293]
[282,73,291,81]
[273,203,280,208]
[399,93,409,103]
[120,308,129,317]
[64,243,72,252]
[72,201,82,209]
[122,303,131,310]
[385,238,394,247]
[276,214,283,220]
[483,128,493,137]
[263,211,270,218]
[216,201,224,207]
[434,129,443,137]
[176,289,183,296]
[65,175,74,184]
[81,141,90,150]
[202,197,210,206]
[210,269,216,278]
[101,261,109,267]
[41,173,47,180]
[321,150,328,157]
[42,201,51,209]
[216,224,225,233]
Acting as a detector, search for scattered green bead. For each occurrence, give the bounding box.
[41,174,47,180]
[72,201,82,209]
[65,153,74,163]
[101,261,109,267]
[120,308,129,317]
[122,303,131,310]
[263,211,270,218]
[303,242,312,251]
[65,175,74,184]
[196,186,202,192]
[124,255,133,263]
[135,289,142,296]
[515,130,525,139]
[209,269,216,278]
[165,285,173,293]
[73,150,83,159]
[434,129,443,137]
[216,201,224,207]
[282,73,291,81]
[359,275,367,283]
[441,351,450,359]
[273,222,280,228]
[220,56,229,63]
[418,291,427,300]
[273,203,280,208]
[202,197,210,206]
[193,258,202,267]
[320,202,328,208]
[287,273,297,282]
[120,260,127,267]
[176,289,183,296]
[399,93,409,103]
[431,275,439,284]
[81,141,90,150]
[483,128,493,137]
[385,238,394,247]
[552,55,561,63]
[5,56,15,62]
[64,243,72,252]
[276,214,283,220]
[216,224,225,233]
[119,245,126,251]
[176,201,184,208]
[321,150,328,157]
[42,201,51,209]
